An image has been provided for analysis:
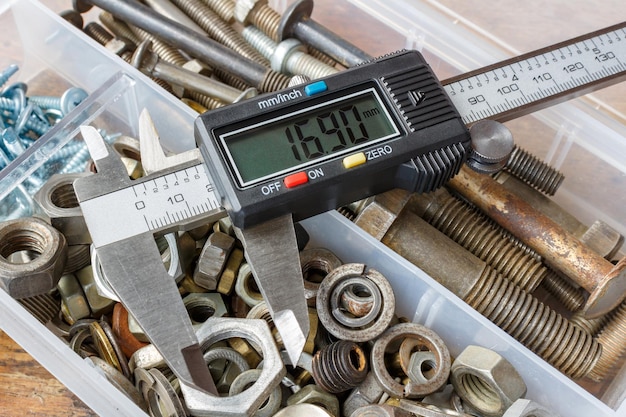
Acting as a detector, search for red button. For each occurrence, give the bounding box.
[284,171,309,188]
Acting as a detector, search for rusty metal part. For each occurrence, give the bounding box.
[316,263,395,342]
[409,188,546,292]
[312,340,368,393]
[382,205,602,379]
[371,323,450,399]
[538,269,586,312]
[494,172,623,259]
[503,146,565,196]
[0,217,68,299]
[451,345,526,417]
[112,303,149,358]
[449,166,626,318]
[589,301,626,381]
[300,247,342,307]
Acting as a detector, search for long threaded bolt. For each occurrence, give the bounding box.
[355,192,602,379]
[409,188,547,292]
[570,309,612,337]
[504,145,565,196]
[202,0,235,22]
[539,270,586,312]
[97,12,141,45]
[79,0,291,92]
[29,87,88,116]
[0,64,19,89]
[448,166,626,318]
[588,301,626,381]
[170,0,269,66]
[242,26,338,79]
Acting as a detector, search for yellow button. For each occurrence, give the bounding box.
[343,152,367,169]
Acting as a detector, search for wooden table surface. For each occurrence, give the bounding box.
[1,0,625,416]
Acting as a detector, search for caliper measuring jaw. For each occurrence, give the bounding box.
[74,125,223,395]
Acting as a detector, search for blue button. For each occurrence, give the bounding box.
[304,81,328,96]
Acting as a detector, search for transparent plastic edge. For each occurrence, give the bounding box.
[0,71,135,202]
[347,0,626,177]
[0,289,147,416]
[302,211,615,417]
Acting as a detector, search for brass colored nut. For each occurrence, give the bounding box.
[58,273,91,324]
[120,156,144,179]
[218,247,244,295]
[228,336,262,368]
[451,345,527,417]
[0,217,68,299]
[286,384,340,417]
[76,265,115,317]
[33,173,91,245]
[112,135,141,161]
[194,231,235,290]
[128,311,149,343]
[235,262,263,307]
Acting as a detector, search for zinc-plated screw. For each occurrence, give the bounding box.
[449,166,626,318]
[16,103,50,137]
[0,64,19,89]
[29,87,88,116]
[1,82,27,119]
[243,26,337,79]
[504,145,565,196]
[356,191,602,379]
[170,0,269,66]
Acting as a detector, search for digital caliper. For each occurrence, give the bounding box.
[75,21,626,400]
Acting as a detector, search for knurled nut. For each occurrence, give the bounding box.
[234,0,268,24]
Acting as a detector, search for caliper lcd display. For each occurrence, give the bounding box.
[220,87,400,187]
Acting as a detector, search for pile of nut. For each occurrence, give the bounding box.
[0,157,558,416]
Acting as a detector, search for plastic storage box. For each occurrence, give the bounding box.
[0,0,624,416]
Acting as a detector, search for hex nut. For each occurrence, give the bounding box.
[274,403,333,417]
[451,345,527,417]
[234,0,267,24]
[58,273,91,324]
[194,231,235,290]
[33,173,91,245]
[76,265,115,316]
[218,247,244,295]
[286,384,340,417]
[0,217,68,299]
[235,262,264,306]
[342,372,385,417]
[184,292,227,324]
[407,350,438,385]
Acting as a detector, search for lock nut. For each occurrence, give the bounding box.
[451,345,527,417]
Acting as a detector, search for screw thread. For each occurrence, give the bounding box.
[419,190,546,292]
[128,24,188,67]
[259,69,291,92]
[504,146,565,196]
[312,340,368,393]
[250,4,282,41]
[307,47,339,67]
[0,64,19,89]
[47,142,86,163]
[213,68,252,90]
[242,26,277,59]
[187,90,225,110]
[201,0,235,22]
[466,267,602,379]
[83,21,114,45]
[539,270,585,312]
[588,302,626,381]
[60,145,91,174]
[337,206,357,222]
[171,0,270,66]
[98,12,141,45]
[29,96,61,110]
[0,96,16,111]
[23,116,50,137]
[18,293,61,324]
[570,310,612,337]
[286,51,338,79]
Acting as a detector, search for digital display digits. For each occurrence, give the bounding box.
[221,88,400,187]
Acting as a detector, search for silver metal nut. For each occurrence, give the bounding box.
[0,217,68,299]
[194,231,235,290]
[229,369,282,417]
[350,404,414,417]
[286,384,340,417]
[407,350,438,385]
[275,403,333,417]
[184,292,227,325]
[235,262,263,307]
[180,317,286,417]
[502,399,559,417]
[342,372,385,417]
[234,0,267,24]
[33,173,91,245]
[451,345,527,417]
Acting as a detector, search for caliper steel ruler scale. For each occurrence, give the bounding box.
[75,21,626,399]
